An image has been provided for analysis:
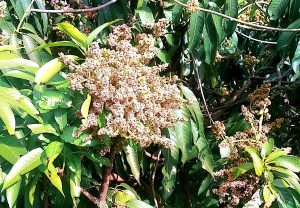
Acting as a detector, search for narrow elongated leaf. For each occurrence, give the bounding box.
[124,144,140,183]
[86,19,121,46]
[270,166,299,180]
[44,142,64,163]
[2,70,35,82]
[277,19,300,51]
[292,41,300,80]
[54,109,67,131]
[231,162,254,179]
[33,41,80,52]
[38,91,72,109]
[44,163,64,196]
[0,136,27,164]
[56,22,87,49]
[188,11,204,51]
[289,0,300,21]
[222,0,238,38]
[266,150,289,162]
[35,0,48,34]
[204,14,218,64]
[269,156,300,173]
[268,0,290,20]
[27,124,59,136]
[263,185,276,207]
[0,45,17,52]
[28,174,40,205]
[0,101,15,135]
[261,138,274,158]
[3,148,43,189]
[245,147,264,176]
[6,179,21,208]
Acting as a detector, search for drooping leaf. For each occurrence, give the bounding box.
[0,135,27,164]
[270,166,299,180]
[0,101,15,135]
[231,162,254,179]
[125,199,154,208]
[35,0,48,35]
[198,175,213,195]
[124,143,140,184]
[28,173,40,205]
[245,147,264,176]
[6,179,21,208]
[81,94,91,120]
[277,19,300,51]
[188,10,204,51]
[44,141,64,164]
[33,41,81,52]
[204,14,218,64]
[266,150,289,162]
[56,22,87,49]
[263,185,276,207]
[44,163,64,196]
[291,41,300,80]
[268,0,290,20]
[3,148,43,189]
[2,70,35,82]
[222,0,238,38]
[289,0,300,21]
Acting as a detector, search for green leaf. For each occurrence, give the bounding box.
[198,175,212,195]
[277,19,300,51]
[61,127,101,147]
[3,148,43,189]
[0,101,15,135]
[289,0,300,21]
[291,41,300,80]
[136,6,154,25]
[54,108,67,131]
[69,171,81,199]
[44,163,64,196]
[33,41,81,52]
[6,179,21,208]
[86,19,121,46]
[28,174,40,205]
[263,185,276,207]
[268,0,290,20]
[81,94,91,120]
[27,124,59,136]
[56,22,87,49]
[35,56,75,84]
[188,10,204,51]
[266,150,289,162]
[114,191,136,204]
[261,138,274,158]
[44,141,64,163]
[38,91,72,110]
[124,144,140,183]
[157,49,171,63]
[0,45,17,52]
[125,199,154,208]
[245,147,264,176]
[2,70,35,82]
[0,51,39,73]
[270,166,299,180]
[35,0,48,34]
[0,135,27,164]
[222,0,238,38]
[204,14,218,64]
[269,156,300,173]
[231,162,254,179]
[98,109,111,128]
[79,149,109,165]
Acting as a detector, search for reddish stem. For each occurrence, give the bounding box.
[80,187,100,206]
[99,147,117,202]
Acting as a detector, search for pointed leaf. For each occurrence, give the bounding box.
[269,156,300,173]
[268,0,290,20]
[261,138,274,158]
[6,179,21,208]
[27,124,59,136]
[54,109,67,131]
[56,22,87,48]
[0,101,15,135]
[44,142,64,163]
[125,199,154,208]
[245,147,264,176]
[0,136,27,164]
[188,10,204,51]
[81,94,91,120]
[33,41,81,52]
[204,14,218,64]
[222,0,238,38]
[3,148,43,189]
[124,144,140,184]
[277,19,300,51]
[266,150,289,162]
[44,163,64,196]
[28,174,40,205]
[231,162,254,179]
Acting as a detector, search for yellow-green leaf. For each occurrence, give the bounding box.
[81,94,91,120]
[0,101,15,135]
[245,147,264,176]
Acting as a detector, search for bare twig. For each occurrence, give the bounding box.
[151,149,162,207]
[235,30,277,45]
[173,0,300,32]
[99,147,117,203]
[191,53,214,124]
[144,150,164,161]
[31,0,116,13]
[81,187,100,206]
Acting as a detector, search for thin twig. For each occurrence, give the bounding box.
[144,150,164,161]
[31,0,116,13]
[235,30,277,45]
[173,0,300,32]
[16,0,35,33]
[191,53,214,124]
[81,187,101,206]
[151,149,162,208]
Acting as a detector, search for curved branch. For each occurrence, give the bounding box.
[31,0,116,13]
[173,0,300,32]
[235,30,277,45]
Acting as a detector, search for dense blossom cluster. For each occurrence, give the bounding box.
[144,18,169,37]
[64,24,183,147]
[211,83,284,207]
[186,0,199,13]
[0,1,6,18]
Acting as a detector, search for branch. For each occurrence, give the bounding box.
[31,0,116,13]
[235,30,277,45]
[144,150,164,161]
[173,0,300,32]
[81,187,100,207]
[151,149,162,207]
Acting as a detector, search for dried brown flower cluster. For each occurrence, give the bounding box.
[144,18,170,37]
[186,0,199,13]
[64,24,183,147]
[243,54,260,69]
[211,83,284,207]
[0,1,6,18]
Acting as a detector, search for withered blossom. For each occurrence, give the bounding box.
[0,1,6,18]
[64,25,183,147]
